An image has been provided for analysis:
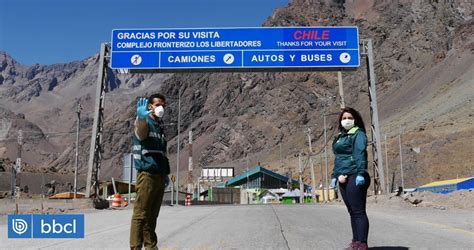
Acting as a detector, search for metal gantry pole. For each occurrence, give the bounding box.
[398,129,405,190]
[74,103,81,199]
[319,154,325,202]
[187,130,193,195]
[361,38,386,194]
[175,88,181,206]
[337,72,345,108]
[298,153,304,204]
[323,113,329,200]
[129,153,133,203]
[86,43,109,198]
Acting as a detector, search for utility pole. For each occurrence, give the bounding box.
[305,128,317,203]
[398,128,405,190]
[279,144,282,167]
[170,176,174,206]
[12,130,22,199]
[74,103,82,199]
[246,155,250,188]
[286,169,292,191]
[337,72,345,108]
[298,153,304,204]
[16,130,22,197]
[246,155,250,204]
[165,134,175,205]
[11,152,16,199]
[384,134,390,193]
[176,88,181,206]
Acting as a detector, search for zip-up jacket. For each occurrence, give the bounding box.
[332,126,368,178]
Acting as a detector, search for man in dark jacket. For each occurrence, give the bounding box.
[130,94,170,250]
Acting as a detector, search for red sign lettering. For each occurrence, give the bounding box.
[293,30,330,40]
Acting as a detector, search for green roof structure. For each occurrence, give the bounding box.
[226,166,306,189]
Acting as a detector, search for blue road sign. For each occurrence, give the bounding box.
[110,27,359,70]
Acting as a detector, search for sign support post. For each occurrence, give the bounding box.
[85,43,109,198]
[361,39,385,194]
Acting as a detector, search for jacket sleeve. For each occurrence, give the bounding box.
[331,136,338,178]
[353,131,368,175]
[134,117,148,141]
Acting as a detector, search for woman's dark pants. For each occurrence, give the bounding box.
[339,173,370,243]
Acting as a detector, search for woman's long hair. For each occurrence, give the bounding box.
[338,107,366,132]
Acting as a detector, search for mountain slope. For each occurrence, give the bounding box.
[0,0,472,191]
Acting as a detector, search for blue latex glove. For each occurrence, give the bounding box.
[330,178,337,188]
[165,175,170,188]
[356,175,365,186]
[136,97,150,119]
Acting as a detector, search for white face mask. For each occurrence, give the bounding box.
[154,106,164,118]
[341,119,354,130]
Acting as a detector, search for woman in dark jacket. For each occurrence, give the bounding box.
[331,107,370,250]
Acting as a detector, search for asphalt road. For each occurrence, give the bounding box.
[1,204,473,249]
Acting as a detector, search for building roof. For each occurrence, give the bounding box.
[213,182,227,188]
[49,192,86,199]
[281,189,313,198]
[226,166,299,187]
[282,189,301,198]
[418,177,473,188]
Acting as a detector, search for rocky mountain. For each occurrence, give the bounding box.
[0,0,472,192]
[0,51,172,175]
[0,106,55,173]
[263,0,474,187]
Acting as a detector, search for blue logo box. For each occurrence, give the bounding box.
[8,214,84,239]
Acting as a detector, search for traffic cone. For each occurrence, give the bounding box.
[111,193,123,209]
[185,194,191,206]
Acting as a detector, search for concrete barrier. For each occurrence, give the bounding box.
[0,198,94,215]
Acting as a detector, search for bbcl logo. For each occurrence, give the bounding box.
[11,217,29,236]
[8,214,84,238]
[40,218,78,234]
